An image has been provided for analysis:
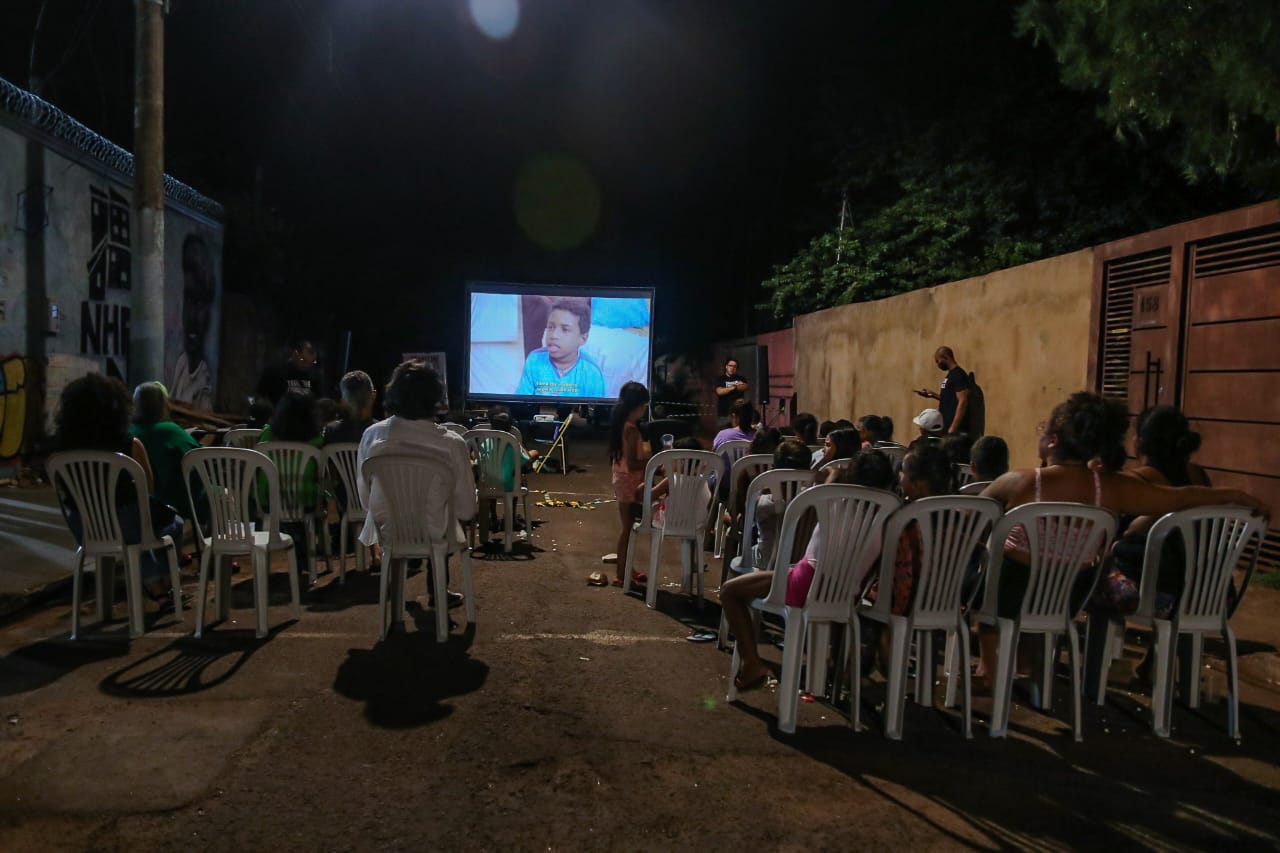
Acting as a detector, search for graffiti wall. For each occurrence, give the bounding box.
[0,78,224,460]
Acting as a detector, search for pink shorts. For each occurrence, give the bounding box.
[785,557,815,608]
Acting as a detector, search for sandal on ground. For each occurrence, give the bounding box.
[587,572,609,587]
[601,553,618,564]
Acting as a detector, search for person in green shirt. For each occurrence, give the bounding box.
[129,381,201,522]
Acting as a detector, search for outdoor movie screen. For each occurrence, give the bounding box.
[466,282,654,404]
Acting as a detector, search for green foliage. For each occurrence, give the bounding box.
[1016,0,1280,188]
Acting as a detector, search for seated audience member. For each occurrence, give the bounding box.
[818,420,837,441]
[647,436,711,503]
[323,370,378,445]
[748,427,782,456]
[54,374,184,607]
[130,381,201,524]
[258,391,325,567]
[873,416,898,446]
[855,415,883,450]
[814,427,861,470]
[722,449,896,690]
[482,406,538,532]
[970,435,1009,482]
[727,438,813,572]
[1094,406,1211,618]
[978,392,1268,686]
[941,432,974,467]
[714,399,758,450]
[913,408,944,441]
[358,360,476,608]
[792,412,819,447]
[315,398,340,432]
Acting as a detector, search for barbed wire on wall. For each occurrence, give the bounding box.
[0,75,224,220]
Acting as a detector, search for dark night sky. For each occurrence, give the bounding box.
[1,0,902,379]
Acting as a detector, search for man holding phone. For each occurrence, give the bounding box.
[915,345,970,434]
[715,358,749,421]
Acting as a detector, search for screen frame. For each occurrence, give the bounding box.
[464,280,655,405]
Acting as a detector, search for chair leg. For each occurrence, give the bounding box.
[503,495,516,553]
[1151,619,1177,738]
[252,551,269,639]
[1225,624,1240,740]
[1038,632,1057,711]
[691,541,705,610]
[339,519,349,584]
[1084,614,1117,706]
[944,628,960,708]
[124,549,144,639]
[195,547,213,638]
[1180,633,1203,709]
[433,550,449,643]
[378,555,392,640]
[461,547,476,624]
[851,614,864,732]
[807,623,831,698]
[884,616,911,740]
[645,532,662,609]
[959,623,974,740]
[914,630,933,706]
[166,540,184,628]
[306,524,318,587]
[286,546,302,620]
[726,635,743,703]
[622,523,639,593]
[777,610,806,734]
[1067,621,1084,742]
[989,618,1018,738]
[217,554,233,622]
[70,550,86,640]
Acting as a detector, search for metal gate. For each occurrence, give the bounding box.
[1089,202,1280,567]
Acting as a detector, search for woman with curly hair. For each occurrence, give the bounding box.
[54,373,184,607]
[977,392,1268,685]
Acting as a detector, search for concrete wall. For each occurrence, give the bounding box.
[0,116,223,458]
[793,249,1095,468]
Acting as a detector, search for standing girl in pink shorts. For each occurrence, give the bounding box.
[606,382,651,585]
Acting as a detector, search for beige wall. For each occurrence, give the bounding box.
[794,249,1095,469]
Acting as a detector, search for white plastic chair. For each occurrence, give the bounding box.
[465,429,531,553]
[623,449,719,609]
[224,428,262,449]
[725,484,900,734]
[711,440,754,558]
[851,495,1002,739]
[323,443,370,583]
[955,463,974,488]
[717,453,775,581]
[362,452,475,642]
[717,467,819,650]
[48,451,184,639]
[257,441,328,585]
[1086,506,1266,739]
[183,447,302,638]
[441,422,467,437]
[969,502,1117,740]
[958,480,991,496]
[819,457,852,475]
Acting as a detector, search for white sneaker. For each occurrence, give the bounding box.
[601,553,618,564]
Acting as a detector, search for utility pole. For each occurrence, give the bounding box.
[132,0,166,384]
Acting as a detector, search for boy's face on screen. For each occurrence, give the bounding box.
[545,309,587,363]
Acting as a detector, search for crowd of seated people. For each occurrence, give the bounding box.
[709,391,1268,698]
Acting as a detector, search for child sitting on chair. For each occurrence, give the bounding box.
[486,407,536,533]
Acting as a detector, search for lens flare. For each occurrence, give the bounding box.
[513,154,601,251]
[467,0,520,41]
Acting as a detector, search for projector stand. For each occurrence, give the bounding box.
[533,412,573,475]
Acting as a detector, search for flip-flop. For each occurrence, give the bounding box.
[734,669,771,692]
[587,572,608,586]
[686,631,718,643]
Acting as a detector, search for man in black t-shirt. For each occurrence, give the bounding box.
[915,346,971,434]
[715,358,749,418]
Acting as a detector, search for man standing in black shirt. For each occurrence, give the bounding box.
[915,346,970,434]
[715,358,749,419]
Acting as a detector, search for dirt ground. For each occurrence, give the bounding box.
[2,438,1280,852]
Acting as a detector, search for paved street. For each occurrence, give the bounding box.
[0,488,77,605]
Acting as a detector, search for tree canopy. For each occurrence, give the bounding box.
[760,0,1269,320]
